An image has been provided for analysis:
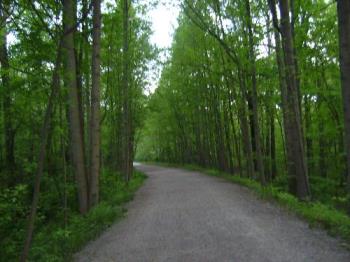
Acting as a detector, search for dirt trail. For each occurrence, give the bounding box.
[75,164,350,262]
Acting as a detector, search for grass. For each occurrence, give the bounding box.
[1,169,147,262]
[145,162,350,245]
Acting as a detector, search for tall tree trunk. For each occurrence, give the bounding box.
[270,111,277,179]
[235,70,255,178]
[82,0,91,173]
[89,0,101,207]
[63,0,89,213]
[268,0,289,174]
[265,7,277,180]
[247,92,257,170]
[304,95,313,174]
[76,41,85,148]
[318,118,327,177]
[223,96,234,173]
[337,0,350,203]
[278,0,310,199]
[238,96,255,178]
[245,0,266,185]
[0,1,15,173]
[20,44,62,262]
[122,0,132,182]
[219,47,243,175]
[290,0,302,117]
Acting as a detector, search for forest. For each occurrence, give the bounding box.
[0,0,154,260]
[1,0,350,261]
[138,0,350,212]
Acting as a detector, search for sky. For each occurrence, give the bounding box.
[146,1,180,93]
[102,0,180,94]
[148,2,180,49]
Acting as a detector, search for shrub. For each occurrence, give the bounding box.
[0,170,146,262]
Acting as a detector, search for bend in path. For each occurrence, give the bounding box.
[75,164,350,262]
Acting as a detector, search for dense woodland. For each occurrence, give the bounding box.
[1,0,350,261]
[0,0,154,260]
[137,0,350,215]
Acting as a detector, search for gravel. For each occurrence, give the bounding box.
[75,164,350,262]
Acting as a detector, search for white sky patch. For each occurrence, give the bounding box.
[149,3,179,49]
[7,33,17,45]
[143,1,180,94]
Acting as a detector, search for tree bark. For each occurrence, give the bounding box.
[304,95,313,174]
[122,0,132,182]
[0,1,15,172]
[337,0,350,201]
[264,7,277,181]
[318,118,327,177]
[89,0,101,207]
[278,0,310,199]
[82,0,91,175]
[244,0,266,185]
[270,111,277,179]
[63,0,89,213]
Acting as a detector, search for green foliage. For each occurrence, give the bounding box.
[101,1,156,169]
[1,1,153,260]
[271,193,350,241]
[1,0,350,259]
[0,184,29,260]
[137,0,350,234]
[0,170,146,262]
[0,184,29,233]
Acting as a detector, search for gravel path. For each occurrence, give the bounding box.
[75,164,350,262]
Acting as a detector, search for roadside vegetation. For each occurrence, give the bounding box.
[137,0,350,241]
[1,170,146,261]
[0,0,153,261]
[2,0,350,260]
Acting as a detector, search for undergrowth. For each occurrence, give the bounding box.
[0,170,146,261]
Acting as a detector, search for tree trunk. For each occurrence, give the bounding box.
[82,0,91,175]
[290,0,302,118]
[337,0,350,202]
[20,43,62,262]
[245,0,266,185]
[268,0,290,175]
[0,2,15,172]
[278,0,310,199]
[265,6,277,180]
[304,95,313,174]
[89,0,101,207]
[318,119,327,177]
[270,111,277,179]
[122,0,133,182]
[63,0,89,213]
